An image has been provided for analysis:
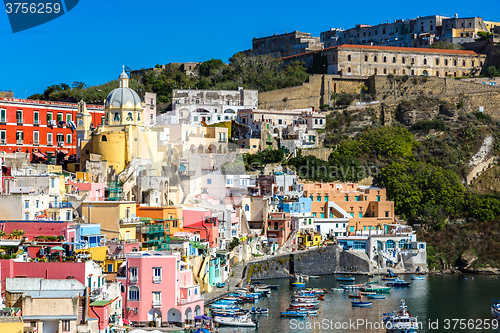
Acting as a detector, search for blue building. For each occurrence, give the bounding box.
[73,223,104,249]
[276,196,312,214]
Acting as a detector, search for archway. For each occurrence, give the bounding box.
[208,144,216,153]
[148,308,162,327]
[167,308,182,323]
[185,307,192,324]
[386,239,395,249]
[194,305,201,317]
[197,144,204,153]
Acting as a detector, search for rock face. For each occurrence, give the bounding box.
[458,250,478,270]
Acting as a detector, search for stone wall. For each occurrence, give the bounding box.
[300,148,334,161]
[248,245,371,280]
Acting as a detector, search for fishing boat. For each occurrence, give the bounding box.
[348,293,363,299]
[368,294,386,299]
[361,285,391,293]
[411,275,426,280]
[280,311,307,318]
[360,291,376,295]
[309,275,320,279]
[381,276,397,281]
[386,278,411,287]
[352,301,372,307]
[213,314,258,327]
[289,303,318,309]
[337,276,355,281]
[492,300,500,319]
[210,304,240,310]
[286,308,318,315]
[341,284,363,290]
[383,299,419,333]
[306,288,328,293]
[249,307,269,315]
[291,282,306,287]
[291,299,320,306]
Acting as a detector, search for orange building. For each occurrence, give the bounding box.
[135,205,183,235]
[266,212,292,248]
[302,183,394,234]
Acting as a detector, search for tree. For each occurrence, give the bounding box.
[476,31,493,41]
[198,59,225,77]
[428,41,464,50]
[486,66,499,78]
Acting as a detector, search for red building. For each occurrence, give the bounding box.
[182,207,220,249]
[0,97,104,161]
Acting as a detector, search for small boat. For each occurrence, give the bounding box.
[217,282,226,288]
[368,294,386,299]
[249,307,269,315]
[213,314,258,327]
[337,277,356,281]
[381,276,397,281]
[291,299,320,305]
[306,288,328,293]
[352,301,372,307]
[289,303,318,309]
[309,275,320,279]
[341,284,363,290]
[366,280,379,285]
[411,275,426,280]
[280,311,307,318]
[331,288,344,291]
[286,308,318,315]
[360,291,376,295]
[492,300,500,319]
[383,299,419,333]
[368,274,375,277]
[291,282,306,287]
[348,293,363,299]
[361,285,391,293]
[386,278,411,287]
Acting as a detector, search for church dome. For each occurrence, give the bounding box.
[105,69,142,111]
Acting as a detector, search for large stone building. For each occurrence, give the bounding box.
[251,31,323,57]
[283,44,486,78]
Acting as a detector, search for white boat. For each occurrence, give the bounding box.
[213,314,258,327]
[384,299,419,333]
[492,300,500,319]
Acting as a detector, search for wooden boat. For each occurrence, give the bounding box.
[291,282,306,287]
[249,307,269,315]
[411,275,426,280]
[381,276,397,281]
[368,294,386,299]
[289,303,318,309]
[213,314,258,327]
[360,291,376,295]
[280,311,307,318]
[348,293,363,299]
[352,301,373,307]
[361,285,391,293]
[291,299,319,305]
[337,277,355,281]
[386,278,411,287]
[306,288,328,294]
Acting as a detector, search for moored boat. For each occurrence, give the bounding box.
[386,278,411,287]
[352,301,372,307]
[341,284,363,290]
[280,311,307,318]
[337,276,356,281]
[368,294,386,299]
[411,275,426,280]
[249,307,269,315]
[291,282,306,287]
[361,285,391,293]
[492,300,500,319]
[383,299,419,333]
[213,314,258,327]
[348,293,363,299]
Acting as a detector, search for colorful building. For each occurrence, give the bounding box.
[0,97,104,162]
[297,230,322,248]
[120,251,204,326]
[136,205,183,235]
[302,182,395,235]
[182,207,220,250]
[266,212,292,249]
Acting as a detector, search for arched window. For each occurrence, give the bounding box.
[374,68,378,75]
[364,55,368,62]
[383,69,387,74]
[423,58,427,65]
[445,72,448,77]
[101,135,107,142]
[347,54,351,61]
[398,239,408,249]
[411,70,415,75]
[137,112,141,121]
[423,70,428,76]
[392,57,396,63]
[386,240,396,249]
[113,113,120,122]
[462,60,466,66]
[436,71,440,76]
[126,112,133,121]
[472,61,475,67]
[402,69,406,75]
[454,60,457,66]
[129,286,140,300]
[374,56,378,63]
[435,58,439,65]
[454,72,457,77]
[393,69,396,74]
[445,59,448,66]
[348,67,351,73]
[383,56,387,63]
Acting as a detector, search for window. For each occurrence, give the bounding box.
[364,55,368,62]
[245,204,249,212]
[153,291,161,306]
[423,58,427,65]
[47,112,52,122]
[317,196,321,202]
[16,131,23,143]
[462,60,466,67]
[324,196,329,202]
[347,54,351,61]
[66,134,72,144]
[226,178,233,185]
[153,267,161,282]
[383,56,387,63]
[36,200,39,208]
[57,113,63,122]
[0,130,6,143]
[126,112,133,121]
[345,196,348,201]
[62,320,70,331]
[402,57,405,64]
[130,267,138,281]
[435,58,439,65]
[392,57,396,63]
[66,114,72,123]
[66,211,71,220]
[350,213,354,218]
[128,286,140,300]
[385,211,389,217]
[359,213,363,218]
[207,179,212,185]
[377,195,381,201]
[107,264,113,272]
[16,110,22,123]
[47,133,53,145]
[50,178,55,188]
[34,111,39,124]
[34,131,40,144]
[0,109,5,122]
[25,200,29,209]
[113,112,120,121]
[278,119,282,125]
[57,134,64,143]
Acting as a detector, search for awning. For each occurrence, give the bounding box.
[122,319,131,325]
[33,152,45,158]
[57,149,69,154]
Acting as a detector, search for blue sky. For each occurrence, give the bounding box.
[1,0,499,97]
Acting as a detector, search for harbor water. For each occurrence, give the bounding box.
[210,274,500,332]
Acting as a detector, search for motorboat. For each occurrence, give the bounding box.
[341,284,363,290]
[352,301,372,307]
[213,314,258,327]
[291,282,306,287]
[386,278,411,287]
[411,275,426,280]
[492,300,500,319]
[383,299,419,333]
[361,285,391,293]
[368,294,386,299]
[249,307,269,315]
[337,276,356,281]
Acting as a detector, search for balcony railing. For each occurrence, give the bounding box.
[177,295,204,305]
[152,300,162,307]
[16,140,23,144]
[153,276,161,283]
[49,202,73,209]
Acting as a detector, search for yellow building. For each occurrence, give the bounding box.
[80,201,138,240]
[0,317,23,333]
[77,69,161,175]
[75,246,108,264]
[297,230,322,248]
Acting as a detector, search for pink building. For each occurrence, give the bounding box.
[89,299,113,332]
[67,180,105,201]
[119,251,204,327]
[0,220,71,241]
[182,207,220,249]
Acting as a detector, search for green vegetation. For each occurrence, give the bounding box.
[484,65,500,78]
[244,149,286,170]
[428,41,464,50]
[29,54,309,106]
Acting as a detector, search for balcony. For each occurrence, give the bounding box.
[153,276,161,283]
[177,295,204,305]
[33,140,39,146]
[49,202,72,208]
[47,141,53,146]
[152,300,162,308]
[16,140,23,145]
